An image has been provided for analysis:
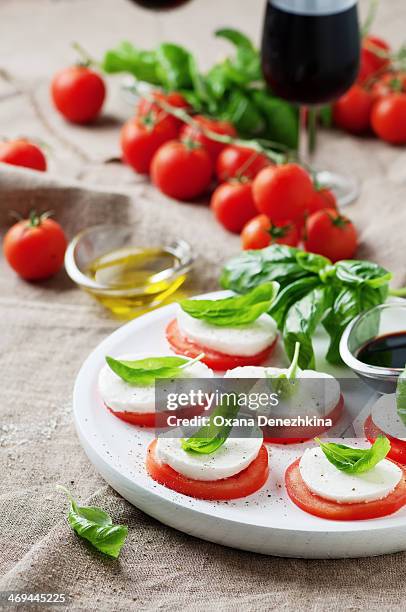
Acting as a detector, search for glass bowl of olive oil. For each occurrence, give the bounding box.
[65,224,194,318]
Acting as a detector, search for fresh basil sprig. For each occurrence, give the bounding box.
[182,395,239,455]
[316,436,391,474]
[180,282,279,327]
[221,245,394,369]
[106,355,195,386]
[57,487,128,559]
[396,365,406,428]
[269,341,300,398]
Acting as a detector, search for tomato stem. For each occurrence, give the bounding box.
[72,42,101,70]
[389,287,406,297]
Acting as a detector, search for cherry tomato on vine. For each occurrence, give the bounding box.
[306,188,337,216]
[0,139,47,172]
[3,212,67,281]
[371,94,406,144]
[241,214,299,250]
[371,72,406,101]
[180,116,237,161]
[333,85,373,134]
[253,163,314,226]
[137,91,190,131]
[151,140,213,201]
[304,209,357,262]
[210,181,257,234]
[216,145,270,182]
[120,114,178,174]
[362,36,391,76]
[51,66,106,124]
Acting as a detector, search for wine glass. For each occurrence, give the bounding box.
[261,0,361,206]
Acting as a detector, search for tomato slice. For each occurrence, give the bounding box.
[166,318,277,371]
[364,414,406,465]
[146,439,269,500]
[107,406,157,427]
[106,404,204,429]
[285,456,406,520]
[264,394,344,445]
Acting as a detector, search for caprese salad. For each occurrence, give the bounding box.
[364,367,406,464]
[224,343,344,443]
[286,436,406,520]
[98,353,213,427]
[146,400,269,500]
[166,283,279,371]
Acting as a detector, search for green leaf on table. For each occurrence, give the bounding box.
[155,43,193,89]
[102,41,160,84]
[106,355,190,386]
[57,487,128,559]
[396,366,406,428]
[182,395,239,455]
[215,28,256,51]
[251,90,299,149]
[335,260,392,288]
[269,276,320,330]
[180,282,279,327]
[316,436,390,474]
[269,342,301,398]
[283,285,332,370]
[219,89,266,135]
[296,251,331,274]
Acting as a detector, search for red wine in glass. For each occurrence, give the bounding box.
[261,0,361,205]
[130,0,191,9]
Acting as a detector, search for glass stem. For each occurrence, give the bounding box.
[298,106,318,167]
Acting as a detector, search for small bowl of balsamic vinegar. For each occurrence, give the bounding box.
[65,224,194,319]
[340,303,406,393]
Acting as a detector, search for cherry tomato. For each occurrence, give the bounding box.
[3,212,67,281]
[0,139,47,172]
[357,52,377,86]
[147,439,269,500]
[216,145,270,182]
[253,163,314,226]
[304,209,357,263]
[371,94,406,145]
[166,319,277,371]
[362,35,391,75]
[210,181,257,234]
[285,456,406,521]
[120,114,178,174]
[364,415,406,466]
[180,115,237,161]
[371,72,406,101]
[137,91,190,130]
[151,140,213,201]
[241,214,299,250]
[306,188,337,216]
[51,66,106,124]
[333,85,373,134]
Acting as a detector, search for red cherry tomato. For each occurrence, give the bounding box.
[166,319,277,371]
[364,415,406,465]
[306,188,337,217]
[180,115,237,161]
[304,209,357,263]
[210,181,258,234]
[371,72,406,101]
[146,439,269,500]
[371,94,406,145]
[333,85,373,134]
[137,91,190,131]
[51,66,106,124]
[0,139,47,172]
[151,140,213,201]
[286,456,406,521]
[241,214,299,250]
[363,35,391,74]
[253,163,314,226]
[120,114,178,174]
[3,212,67,281]
[216,145,270,182]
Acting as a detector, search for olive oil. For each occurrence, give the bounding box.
[85,246,188,318]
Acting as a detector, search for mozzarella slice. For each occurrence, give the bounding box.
[156,429,264,481]
[371,394,406,441]
[98,354,213,414]
[224,366,341,417]
[299,446,402,503]
[176,309,277,356]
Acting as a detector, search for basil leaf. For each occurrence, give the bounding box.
[269,277,321,329]
[215,29,255,52]
[317,436,391,474]
[269,342,300,398]
[283,285,333,370]
[180,282,279,326]
[58,487,128,559]
[219,89,266,135]
[155,43,193,90]
[102,42,160,84]
[335,260,392,288]
[106,355,189,386]
[296,251,331,274]
[251,90,299,149]
[182,395,239,455]
[396,366,406,428]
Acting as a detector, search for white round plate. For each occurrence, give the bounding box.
[73,291,406,559]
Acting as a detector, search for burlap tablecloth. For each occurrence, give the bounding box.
[1,0,406,609]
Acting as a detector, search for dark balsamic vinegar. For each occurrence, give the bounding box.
[261,0,360,105]
[130,0,190,9]
[357,332,406,370]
